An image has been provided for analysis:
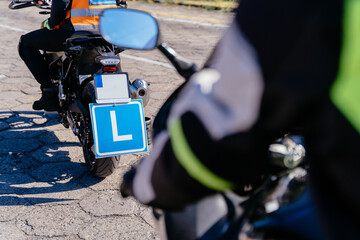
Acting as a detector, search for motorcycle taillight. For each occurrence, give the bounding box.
[103,66,117,72]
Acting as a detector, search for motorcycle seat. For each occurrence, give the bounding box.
[66,29,109,48]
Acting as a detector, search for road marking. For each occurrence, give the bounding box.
[120,53,174,69]
[0,24,184,70]
[0,24,28,33]
[131,7,230,26]
[155,16,228,28]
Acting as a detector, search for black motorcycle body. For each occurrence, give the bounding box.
[50,31,124,178]
[154,136,325,240]
[10,1,151,177]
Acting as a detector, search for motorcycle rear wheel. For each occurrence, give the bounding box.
[81,80,120,178]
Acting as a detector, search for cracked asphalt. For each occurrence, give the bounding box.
[0,1,233,239]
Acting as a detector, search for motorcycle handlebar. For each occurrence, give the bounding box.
[158,43,199,80]
[13,0,34,3]
[9,0,50,10]
[9,1,34,9]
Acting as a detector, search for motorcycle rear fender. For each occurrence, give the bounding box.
[70,99,89,115]
[79,75,93,89]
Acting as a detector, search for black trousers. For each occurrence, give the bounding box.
[18,28,73,88]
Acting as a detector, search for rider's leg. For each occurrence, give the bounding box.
[18,28,73,110]
[32,87,59,111]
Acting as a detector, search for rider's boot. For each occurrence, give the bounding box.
[32,87,59,111]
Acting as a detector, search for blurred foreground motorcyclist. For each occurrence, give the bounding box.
[18,0,117,111]
[121,0,360,239]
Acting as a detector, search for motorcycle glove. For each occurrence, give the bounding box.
[41,19,52,30]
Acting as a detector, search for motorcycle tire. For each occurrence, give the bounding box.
[81,80,120,178]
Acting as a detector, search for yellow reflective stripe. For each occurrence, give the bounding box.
[168,118,234,191]
[331,0,360,133]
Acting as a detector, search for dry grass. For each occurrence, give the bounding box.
[128,0,238,11]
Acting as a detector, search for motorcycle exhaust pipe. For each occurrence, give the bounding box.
[129,79,150,107]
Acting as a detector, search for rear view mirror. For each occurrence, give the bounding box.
[99,8,159,50]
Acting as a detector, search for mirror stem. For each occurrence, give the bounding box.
[158,43,199,80]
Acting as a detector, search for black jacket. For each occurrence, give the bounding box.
[49,0,73,31]
[124,0,360,239]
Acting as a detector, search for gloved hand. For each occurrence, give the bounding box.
[41,19,52,30]
[120,166,137,198]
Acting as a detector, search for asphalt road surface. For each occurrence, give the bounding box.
[0,1,233,239]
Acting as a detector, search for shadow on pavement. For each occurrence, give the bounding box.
[0,111,103,205]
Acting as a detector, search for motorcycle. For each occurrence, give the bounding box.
[150,135,325,240]
[9,0,151,178]
[99,8,326,239]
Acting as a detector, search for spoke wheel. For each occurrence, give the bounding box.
[81,80,120,177]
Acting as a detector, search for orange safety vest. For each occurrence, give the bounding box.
[65,0,117,31]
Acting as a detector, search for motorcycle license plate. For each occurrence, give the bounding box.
[89,100,148,158]
[94,73,131,103]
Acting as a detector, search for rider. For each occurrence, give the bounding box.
[120,0,360,238]
[18,0,117,111]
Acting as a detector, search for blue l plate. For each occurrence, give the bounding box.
[90,100,148,158]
